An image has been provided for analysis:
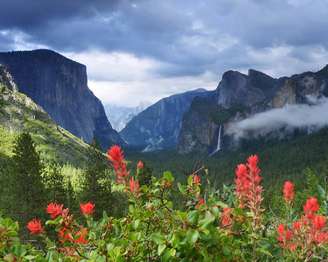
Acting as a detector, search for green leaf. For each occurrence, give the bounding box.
[177,183,186,194]
[163,171,174,182]
[187,210,199,224]
[187,175,193,186]
[256,247,273,257]
[187,229,199,244]
[158,244,166,256]
[163,248,176,261]
[133,219,140,230]
[199,211,215,229]
[318,185,326,199]
[151,232,165,245]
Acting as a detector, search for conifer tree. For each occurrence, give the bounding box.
[43,162,67,204]
[66,180,77,212]
[81,138,112,218]
[11,132,46,224]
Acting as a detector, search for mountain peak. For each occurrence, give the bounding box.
[248,69,274,79]
[221,70,246,80]
[317,64,328,76]
[0,49,86,69]
[0,50,123,149]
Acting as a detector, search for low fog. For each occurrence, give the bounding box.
[226,97,328,140]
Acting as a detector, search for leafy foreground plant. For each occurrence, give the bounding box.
[1,146,328,261]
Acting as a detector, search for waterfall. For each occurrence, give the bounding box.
[209,125,222,156]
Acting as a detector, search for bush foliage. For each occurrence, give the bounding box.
[1,145,328,261]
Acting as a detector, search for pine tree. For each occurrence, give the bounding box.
[81,138,112,218]
[43,162,67,204]
[66,180,77,212]
[11,132,46,224]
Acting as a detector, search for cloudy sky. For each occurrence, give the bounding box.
[1,0,328,107]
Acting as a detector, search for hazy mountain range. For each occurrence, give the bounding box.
[1,49,328,157]
[104,102,149,132]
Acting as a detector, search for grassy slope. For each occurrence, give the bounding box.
[0,82,90,167]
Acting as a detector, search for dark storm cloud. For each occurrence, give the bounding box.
[1,0,328,79]
[0,0,120,29]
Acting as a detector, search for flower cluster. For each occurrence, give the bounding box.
[46,203,63,219]
[283,181,295,203]
[26,218,43,235]
[192,174,201,186]
[27,201,94,249]
[235,155,263,228]
[221,207,233,228]
[129,176,140,195]
[108,145,141,195]
[80,202,95,216]
[7,149,328,261]
[277,182,328,254]
[107,145,129,184]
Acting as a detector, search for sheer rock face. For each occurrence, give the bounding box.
[178,66,328,154]
[120,89,208,151]
[0,49,123,149]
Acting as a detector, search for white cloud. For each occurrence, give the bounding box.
[0,29,47,51]
[226,97,328,140]
[244,45,328,77]
[64,51,163,82]
[64,50,218,107]
[88,71,217,107]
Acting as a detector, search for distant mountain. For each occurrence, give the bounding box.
[0,65,90,166]
[120,89,208,151]
[105,102,149,132]
[0,49,123,149]
[178,66,328,154]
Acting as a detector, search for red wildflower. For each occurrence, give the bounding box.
[192,175,201,186]
[314,232,328,244]
[58,227,74,243]
[248,155,259,170]
[303,197,320,218]
[75,228,88,244]
[277,224,293,243]
[107,145,129,184]
[235,155,263,229]
[129,177,140,194]
[235,164,250,206]
[312,215,326,230]
[221,207,233,227]
[288,243,297,252]
[235,164,248,179]
[293,221,302,231]
[277,224,285,235]
[137,161,144,170]
[107,145,124,163]
[235,155,263,210]
[285,230,293,241]
[46,203,64,219]
[80,202,95,216]
[27,219,43,235]
[196,198,205,209]
[283,181,295,203]
[247,155,261,183]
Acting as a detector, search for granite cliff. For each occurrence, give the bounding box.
[0,65,90,165]
[178,66,328,154]
[0,49,123,149]
[120,89,207,151]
